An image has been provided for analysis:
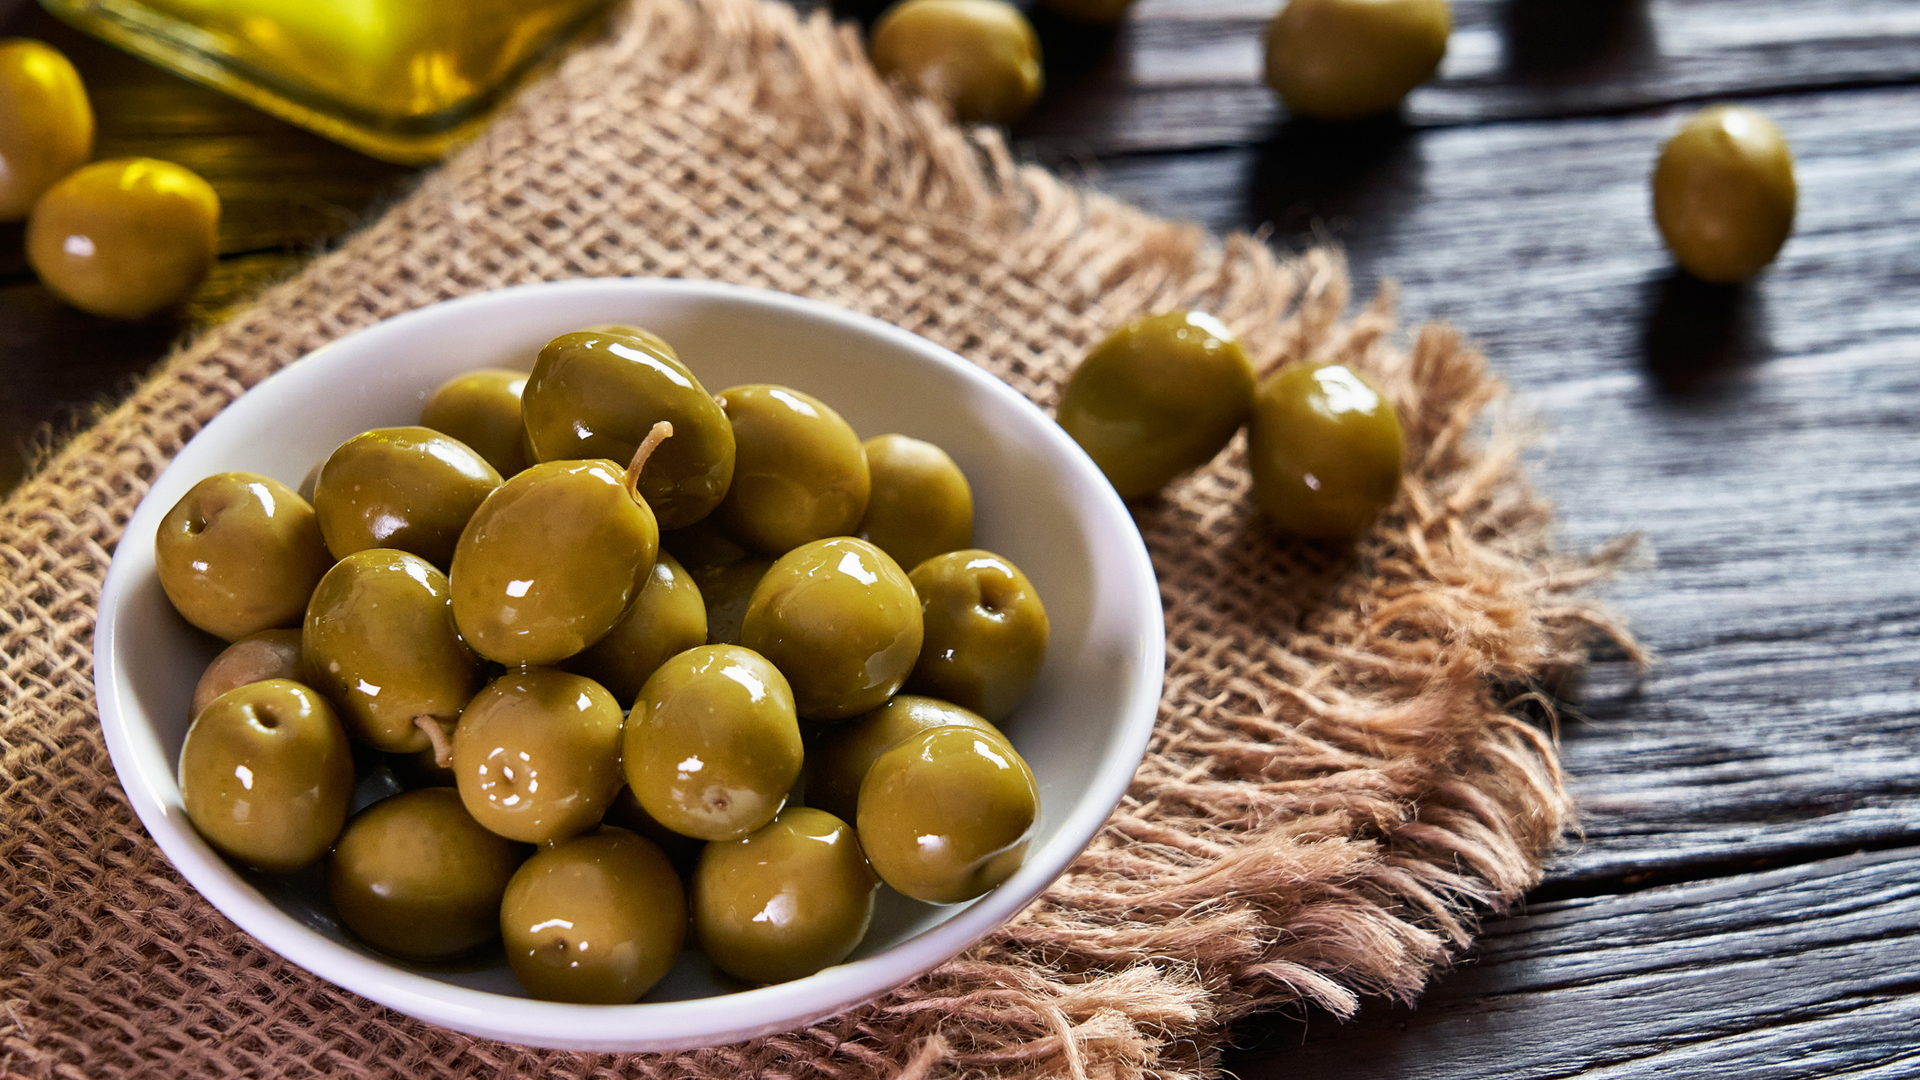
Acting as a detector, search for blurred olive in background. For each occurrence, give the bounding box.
[1264,0,1451,121]
[1653,104,1797,284]
[26,157,220,320]
[0,38,93,221]
[870,0,1044,125]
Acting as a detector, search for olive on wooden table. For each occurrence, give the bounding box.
[450,457,659,666]
[178,679,354,873]
[0,38,92,221]
[869,0,1043,125]
[420,368,533,477]
[312,425,501,568]
[857,725,1037,904]
[741,537,923,720]
[1653,104,1797,284]
[522,327,734,529]
[156,472,330,642]
[564,551,708,704]
[858,433,974,573]
[623,644,802,842]
[328,788,525,961]
[1263,0,1451,121]
[1056,310,1255,498]
[190,628,303,718]
[453,668,626,845]
[715,384,871,555]
[907,549,1048,722]
[804,694,997,823]
[694,807,880,985]
[303,548,481,754]
[1247,362,1404,540]
[500,827,686,1003]
[26,157,219,320]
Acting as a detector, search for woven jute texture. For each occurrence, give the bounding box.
[0,0,1632,1076]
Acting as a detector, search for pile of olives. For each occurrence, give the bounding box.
[164,322,1051,1003]
[1,37,221,320]
[1059,309,1408,539]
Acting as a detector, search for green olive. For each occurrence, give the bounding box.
[694,807,880,984]
[155,472,332,642]
[522,328,734,530]
[1057,311,1256,498]
[907,549,1048,721]
[1263,0,1451,121]
[452,669,626,845]
[869,0,1044,125]
[1247,362,1404,539]
[178,679,354,873]
[0,39,93,221]
[450,458,659,666]
[857,726,1037,904]
[312,426,502,568]
[26,157,220,320]
[715,384,871,555]
[564,551,708,704]
[302,548,482,753]
[328,788,526,961]
[1653,104,1797,284]
[500,828,686,1003]
[804,695,997,824]
[623,644,802,842]
[741,537,923,720]
[420,368,533,478]
[858,434,974,572]
[190,628,304,719]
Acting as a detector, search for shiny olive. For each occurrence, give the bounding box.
[564,551,708,704]
[907,550,1048,721]
[178,679,354,873]
[858,434,974,572]
[694,807,880,985]
[0,39,93,221]
[26,157,220,320]
[805,695,997,824]
[741,537,923,720]
[191,628,304,718]
[1247,362,1404,539]
[1264,0,1450,121]
[500,828,686,1003]
[303,549,481,753]
[1057,311,1255,498]
[312,426,502,568]
[453,668,626,845]
[156,472,331,642]
[523,328,734,529]
[1653,105,1797,284]
[714,384,871,555]
[420,368,533,478]
[623,644,802,842]
[869,0,1043,125]
[857,726,1037,904]
[329,788,525,961]
[450,458,659,666]
[580,323,677,360]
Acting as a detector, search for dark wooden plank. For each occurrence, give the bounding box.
[1091,86,1920,888]
[1016,0,1920,155]
[1231,847,1920,1078]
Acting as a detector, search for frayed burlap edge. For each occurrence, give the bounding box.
[0,0,1637,1076]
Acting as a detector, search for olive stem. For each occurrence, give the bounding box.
[415,716,455,769]
[624,420,674,502]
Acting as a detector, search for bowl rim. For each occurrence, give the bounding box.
[95,277,1165,1052]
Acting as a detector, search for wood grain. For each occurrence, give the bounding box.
[1232,848,1920,1078]
[1017,0,1920,154]
[1095,87,1920,891]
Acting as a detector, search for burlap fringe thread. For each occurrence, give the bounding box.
[0,0,1638,1076]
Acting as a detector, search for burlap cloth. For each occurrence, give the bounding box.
[0,0,1636,1075]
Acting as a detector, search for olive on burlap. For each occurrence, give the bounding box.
[2,0,1628,1076]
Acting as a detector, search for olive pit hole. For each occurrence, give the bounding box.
[244,704,280,730]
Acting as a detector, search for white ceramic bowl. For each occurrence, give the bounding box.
[95,278,1163,1052]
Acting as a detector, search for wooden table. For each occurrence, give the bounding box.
[5,0,1916,1073]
